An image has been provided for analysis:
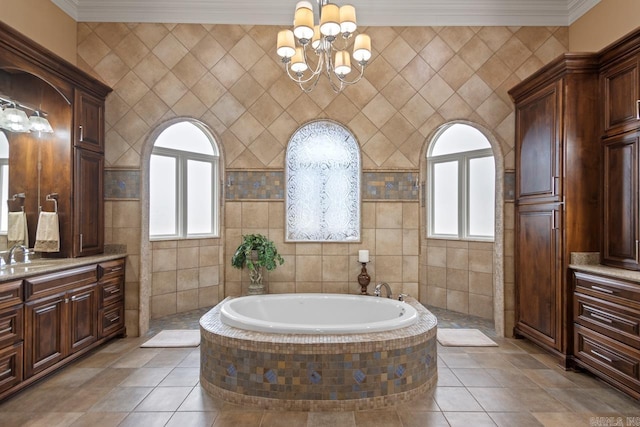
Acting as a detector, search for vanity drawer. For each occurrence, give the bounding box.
[0,342,22,395]
[574,325,640,393]
[0,305,23,348]
[574,271,640,308]
[0,281,22,309]
[98,259,125,281]
[99,304,124,338]
[99,277,123,308]
[575,293,640,349]
[23,265,97,301]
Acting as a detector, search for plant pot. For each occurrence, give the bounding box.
[247,265,264,295]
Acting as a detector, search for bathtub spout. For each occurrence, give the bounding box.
[374,282,392,298]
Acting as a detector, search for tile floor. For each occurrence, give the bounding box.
[1,305,640,426]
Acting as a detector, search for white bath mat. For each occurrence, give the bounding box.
[437,328,497,347]
[141,330,200,348]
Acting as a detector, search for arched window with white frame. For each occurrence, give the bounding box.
[427,123,495,240]
[149,120,220,239]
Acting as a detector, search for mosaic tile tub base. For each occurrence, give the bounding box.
[199,298,438,411]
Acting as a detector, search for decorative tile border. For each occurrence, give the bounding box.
[363,171,419,200]
[104,169,140,200]
[199,297,437,410]
[225,170,284,200]
[225,170,420,201]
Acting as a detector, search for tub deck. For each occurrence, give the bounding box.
[199,296,438,411]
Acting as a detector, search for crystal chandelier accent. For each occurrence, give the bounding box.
[276,1,372,93]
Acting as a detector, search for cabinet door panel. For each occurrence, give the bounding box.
[25,294,65,378]
[603,132,639,269]
[68,284,98,354]
[74,148,104,257]
[74,90,104,152]
[515,203,562,349]
[516,81,562,202]
[602,56,640,135]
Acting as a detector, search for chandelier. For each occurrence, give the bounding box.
[276,0,372,93]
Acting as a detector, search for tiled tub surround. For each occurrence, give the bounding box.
[200,297,437,411]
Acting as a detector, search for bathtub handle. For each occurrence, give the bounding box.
[397,293,409,302]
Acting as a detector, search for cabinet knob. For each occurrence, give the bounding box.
[637,100,640,120]
[79,125,84,142]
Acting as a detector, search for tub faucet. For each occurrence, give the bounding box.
[374,282,392,298]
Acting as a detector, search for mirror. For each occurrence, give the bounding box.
[0,68,71,251]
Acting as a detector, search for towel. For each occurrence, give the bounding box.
[7,212,28,247]
[34,211,59,252]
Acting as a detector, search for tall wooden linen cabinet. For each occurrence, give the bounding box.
[509,55,601,367]
[0,22,110,257]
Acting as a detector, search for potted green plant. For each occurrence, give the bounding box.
[231,233,284,295]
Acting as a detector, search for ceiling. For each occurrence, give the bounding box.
[52,0,600,27]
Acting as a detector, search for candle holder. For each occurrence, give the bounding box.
[357,262,371,295]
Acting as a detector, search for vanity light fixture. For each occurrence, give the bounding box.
[276,0,372,93]
[0,96,54,134]
[0,104,30,133]
[28,111,54,134]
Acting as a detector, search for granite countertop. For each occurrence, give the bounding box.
[569,252,640,282]
[0,248,127,281]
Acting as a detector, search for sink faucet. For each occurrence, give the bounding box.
[374,282,392,298]
[7,244,29,264]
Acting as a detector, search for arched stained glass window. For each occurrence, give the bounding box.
[286,120,361,242]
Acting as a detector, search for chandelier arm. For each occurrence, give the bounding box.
[334,63,367,86]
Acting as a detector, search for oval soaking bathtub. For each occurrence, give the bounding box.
[219,293,418,334]
[200,293,438,411]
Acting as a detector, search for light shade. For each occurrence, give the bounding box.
[29,113,54,133]
[339,5,357,34]
[290,47,309,73]
[293,6,314,41]
[0,106,30,133]
[276,30,296,58]
[319,3,340,37]
[334,51,351,76]
[352,34,372,62]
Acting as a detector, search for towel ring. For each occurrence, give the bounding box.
[7,193,25,212]
[45,193,58,213]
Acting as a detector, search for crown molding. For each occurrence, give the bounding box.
[567,0,600,24]
[51,0,601,26]
[51,0,80,21]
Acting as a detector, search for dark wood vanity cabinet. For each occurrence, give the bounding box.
[0,22,111,258]
[510,54,601,366]
[601,53,640,137]
[98,259,125,338]
[0,281,23,395]
[74,89,105,153]
[573,271,640,399]
[74,148,104,257]
[0,257,126,401]
[602,132,640,270]
[600,31,640,271]
[23,265,98,378]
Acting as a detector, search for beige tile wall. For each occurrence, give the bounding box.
[423,239,494,319]
[225,201,419,297]
[150,238,222,318]
[77,23,568,334]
